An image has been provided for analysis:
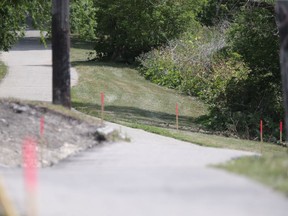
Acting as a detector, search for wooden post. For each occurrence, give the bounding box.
[101,92,104,125]
[276,1,288,141]
[259,119,263,153]
[52,0,71,108]
[176,103,179,130]
[280,121,283,143]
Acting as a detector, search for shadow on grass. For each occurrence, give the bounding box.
[71,59,138,69]
[72,101,202,131]
[71,38,95,50]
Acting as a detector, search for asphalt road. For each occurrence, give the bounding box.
[0,31,288,216]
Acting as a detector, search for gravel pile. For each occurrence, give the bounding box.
[0,100,109,167]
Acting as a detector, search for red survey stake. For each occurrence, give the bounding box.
[176,103,179,130]
[22,137,38,190]
[40,116,45,137]
[101,92,105,124]
[260,120,263,142]
[280,121,283,143]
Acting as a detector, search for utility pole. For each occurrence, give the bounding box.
[52,0,71,108]
[276,0,288,141]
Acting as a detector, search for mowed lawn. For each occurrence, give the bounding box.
[70,40,207,130]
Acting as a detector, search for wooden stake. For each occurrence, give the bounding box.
[101,92,104,125]
[259,119,263,154]
[260,119,263,143]
[176,103,179,130]
[280,121,283,144]
[22,137,38,216]
[39,116,45,166]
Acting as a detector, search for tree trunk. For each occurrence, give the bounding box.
[52,0,71,108]
[276,0,288,140]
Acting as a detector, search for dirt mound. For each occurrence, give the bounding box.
[0,100,108,167]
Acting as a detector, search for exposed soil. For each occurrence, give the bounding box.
[0,100,108,168]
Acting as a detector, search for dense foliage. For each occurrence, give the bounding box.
[0,0,50,51]
[70,0,97,40]
[0,0,97,51]
[139,0,282,141]
[94,0,206,61]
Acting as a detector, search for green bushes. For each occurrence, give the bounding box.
[138,26,226,94]
[94,0,206,61]
[70,0,97,40]
[138,2,283,141]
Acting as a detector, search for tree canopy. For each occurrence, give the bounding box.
[94,0,206,61]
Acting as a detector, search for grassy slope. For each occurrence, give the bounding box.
[70,40,288,195]
[71,40,207,130]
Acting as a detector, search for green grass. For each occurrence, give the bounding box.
[71,40,207,131]
[217,153,288,195]
[0,60,7,82]
[70,40,288,195]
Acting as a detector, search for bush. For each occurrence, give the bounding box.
[137,26,226,95]
[70,0,97,40]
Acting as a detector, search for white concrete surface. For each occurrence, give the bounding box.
[1,125,288,216]
[0,30,78,102]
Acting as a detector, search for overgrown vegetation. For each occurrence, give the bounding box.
[138,0,282,141]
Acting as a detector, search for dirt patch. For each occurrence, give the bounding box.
[0,100,109,167]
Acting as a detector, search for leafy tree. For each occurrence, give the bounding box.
[0,0,97,51]
[0,0,50,51]
[94,0,206,61]
[70,0,97,40]
[197,0,247,26]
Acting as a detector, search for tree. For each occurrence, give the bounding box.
[94,0,206,61]
[0,0,50,51]
[0,0,96,51]
[52,0,71,108]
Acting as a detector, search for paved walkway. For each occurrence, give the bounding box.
[0,31,288,216]
[0,30,77,101]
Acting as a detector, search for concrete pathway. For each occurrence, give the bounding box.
[0,30,78,102]
[0,31,288,216]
